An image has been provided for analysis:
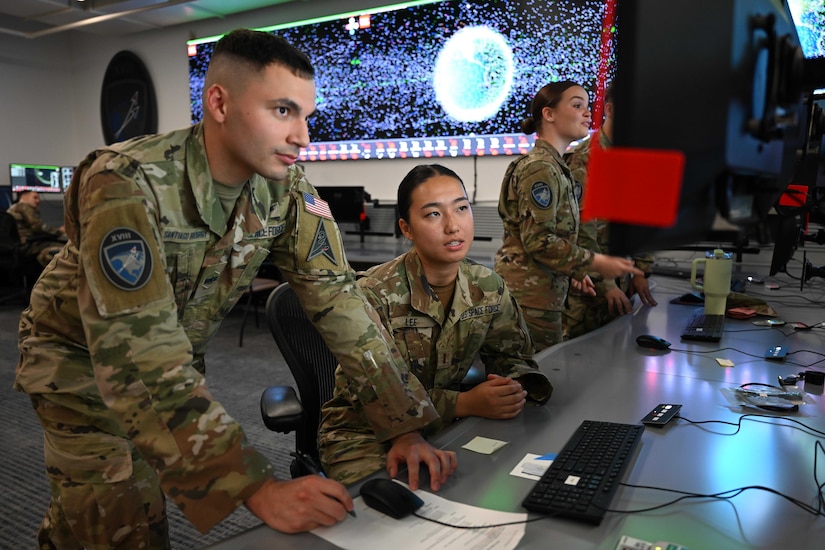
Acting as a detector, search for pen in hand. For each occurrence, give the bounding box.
[290,451,357,518]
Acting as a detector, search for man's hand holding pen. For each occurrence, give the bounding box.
[244,453,356,532]
[292,451,357,518]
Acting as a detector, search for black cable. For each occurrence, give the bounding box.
[411,511,548,530]
[669,346,773,360]
[412,414,825,529]
[677,413,825,439]
[603,482,823,516]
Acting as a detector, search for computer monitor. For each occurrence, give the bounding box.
[590,0,825,256]
[9,163,63,194]
[316,186,367,224]
[60,166,75,192]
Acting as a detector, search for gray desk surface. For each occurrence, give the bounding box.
[207,276,825,550]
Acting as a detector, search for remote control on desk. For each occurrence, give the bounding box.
[641,404,682,427]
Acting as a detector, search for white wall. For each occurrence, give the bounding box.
[0,0,513,204]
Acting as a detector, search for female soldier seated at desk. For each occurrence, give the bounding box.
[318,164,552,490]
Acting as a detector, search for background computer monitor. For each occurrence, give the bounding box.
[768,211,804,276]
[316,186,368,225]
[9,163,63,194]
[597,0,824,255]
[60,166,75,192]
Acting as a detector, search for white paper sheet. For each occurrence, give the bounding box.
[312,481,527,550]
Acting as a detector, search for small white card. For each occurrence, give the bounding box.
[462,436,508,454]
[509,453,555,480]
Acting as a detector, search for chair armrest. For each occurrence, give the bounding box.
[260,385,304,433]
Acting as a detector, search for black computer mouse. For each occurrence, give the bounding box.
[635,334,672,350]
[678,291,704,304]
[359,478,424,519]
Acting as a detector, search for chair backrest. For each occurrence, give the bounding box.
[265,283,340,458]
[0,211,22,250]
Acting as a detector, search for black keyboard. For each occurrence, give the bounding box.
[522,420,644,525]
[680,311,725,342]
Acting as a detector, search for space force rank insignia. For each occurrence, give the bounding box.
[530,181,552,209]
[100,227,153,290]
[307,219,338,265]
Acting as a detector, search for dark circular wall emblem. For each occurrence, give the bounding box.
[100,51,158,145]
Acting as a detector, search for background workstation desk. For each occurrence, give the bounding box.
[209,273,825,550]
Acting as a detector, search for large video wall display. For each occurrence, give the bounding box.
[188,0,613,161]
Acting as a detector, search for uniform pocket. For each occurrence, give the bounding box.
[44,431,134,484]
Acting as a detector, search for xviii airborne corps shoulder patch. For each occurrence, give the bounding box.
[100,227,153,290]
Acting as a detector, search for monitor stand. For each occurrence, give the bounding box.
[800,250,825,290]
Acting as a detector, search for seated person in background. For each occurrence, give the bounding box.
[7,190,67,266]
[319,164,552,490]
[562,84,657,340]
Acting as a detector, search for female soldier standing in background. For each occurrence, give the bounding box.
[494,81,642,350]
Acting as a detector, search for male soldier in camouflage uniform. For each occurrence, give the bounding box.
[563,86,657,340]
[495,81,642,350]
[319,165,552,485]
[14,29,444,549]
[7,190,67,266]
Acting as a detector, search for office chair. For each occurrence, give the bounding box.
[238,276,280,347]
[0,211,41,305]
[259,283,340,478]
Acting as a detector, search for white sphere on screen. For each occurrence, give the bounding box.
[433,26,514,122]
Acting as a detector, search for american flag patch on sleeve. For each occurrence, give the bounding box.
[303,192,333,219]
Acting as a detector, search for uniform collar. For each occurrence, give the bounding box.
[403,250,473,327]
[186,123,269,237]
[534,138,572,177]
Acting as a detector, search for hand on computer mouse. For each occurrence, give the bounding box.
[386,431,457,492]
[360,478,424,519]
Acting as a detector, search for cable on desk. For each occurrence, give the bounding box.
[592,414,825,518]
[670,345,825,368]
[676,413,825,438]
[411,511,549,530]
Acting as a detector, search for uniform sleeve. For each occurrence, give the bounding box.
[479,285,552,404]
[268,182,439,443]
[512,160,593,280]
[634,253,654,275]
[74,165,272,533]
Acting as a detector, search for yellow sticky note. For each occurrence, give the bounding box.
[716,358,735,367]
[462,436,508,454]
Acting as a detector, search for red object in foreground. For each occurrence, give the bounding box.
[582,143,685,227]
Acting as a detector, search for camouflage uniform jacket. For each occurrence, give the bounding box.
[14,123,438,533]
[319,250,551,454]
[565,130,653,294]
[7,201,64,247]
[495,138,594,311]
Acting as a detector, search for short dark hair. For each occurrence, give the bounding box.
[397,164,465,222]
[604,82,614,104]
[520,80,580,135]
[212,28,314,79]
